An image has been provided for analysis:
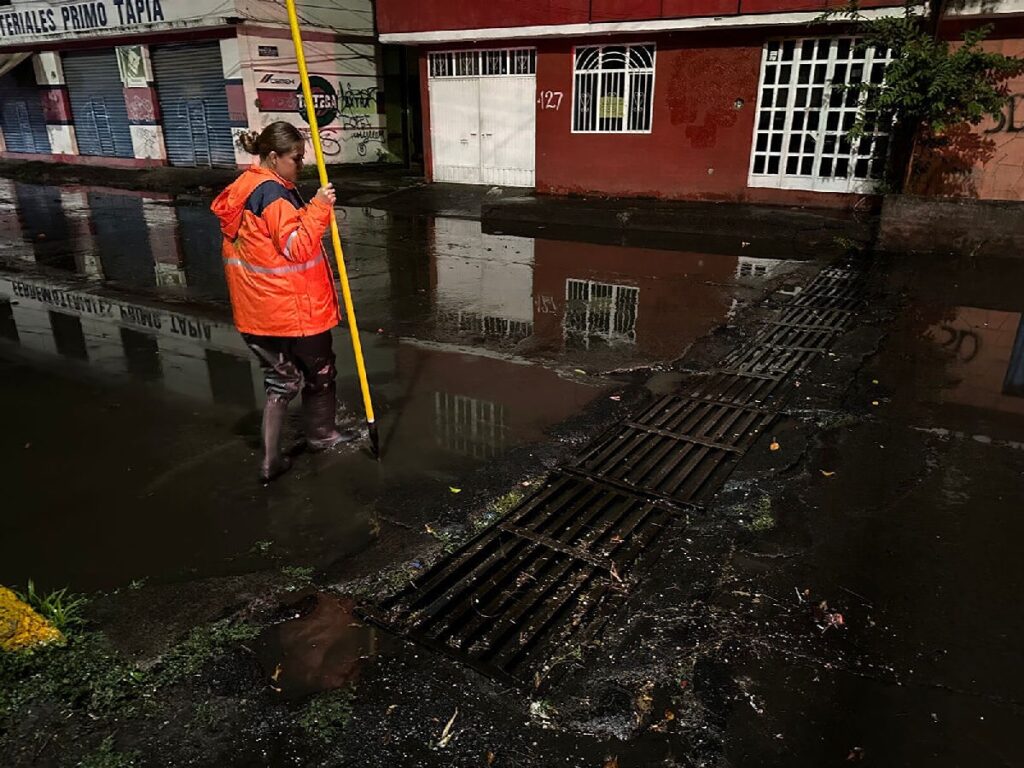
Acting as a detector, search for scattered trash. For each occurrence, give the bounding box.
[410,560,424,570]
[386,704,398,716]
[846,747,865,761]
[871,400,880,406]
[486,752,496,766]
[449,487,462,494]
[872,379,879,385]
[574,369,587,375]
[609,395,622,401]
[769,440,781,451]
[741,241,751,247]
[610,563,623,583]
[377,328,384,333]
[0,586,63,651]
[820,470,836,477]
[603,758,620,768]
[437,708,459,748]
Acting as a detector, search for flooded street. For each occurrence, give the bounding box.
[2,176,1021,768]
[0,180,782,594]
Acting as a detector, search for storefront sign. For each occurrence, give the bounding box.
[295,75,338,126]
[0,0,219,44]
[258,45,278,57]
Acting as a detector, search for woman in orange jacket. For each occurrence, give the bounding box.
[211,121,355,482]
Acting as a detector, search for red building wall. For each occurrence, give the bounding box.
[377,0,900,34]
[533,31,858,207]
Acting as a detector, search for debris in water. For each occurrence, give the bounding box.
[486,751,496,766]
[603,758,620,768]
[769,439,781,451]
[386,704,398,716]
[847,747,865,761]
[871,400,880,406]
[574,369,587,375]
[820,470,836,477]
[609,395,622,401]
[437,708,459,748]
[449,487,462,494]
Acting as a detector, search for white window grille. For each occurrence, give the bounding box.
[428,49,536,79]
[564,279,639,348]
[748,37,892,194]
[736,257,784,279]
[433,392,507,459]
[435,309,533,341]
[573,44,655,133]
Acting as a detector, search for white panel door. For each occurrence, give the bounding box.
[429,78,482,184]
[480,75,536,187]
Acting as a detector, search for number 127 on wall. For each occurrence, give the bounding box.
[538,91,563,110]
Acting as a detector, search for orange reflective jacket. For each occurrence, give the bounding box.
[211,166,339,337]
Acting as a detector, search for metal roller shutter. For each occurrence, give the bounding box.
[62,50,134,158]
[151,43,236,168]
[0,63,52,155]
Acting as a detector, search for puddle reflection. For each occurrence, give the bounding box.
[256,593,384,700]
[0,180,798,371]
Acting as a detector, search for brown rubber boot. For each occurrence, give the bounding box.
[259,396,293,483]
[302,384,358,451]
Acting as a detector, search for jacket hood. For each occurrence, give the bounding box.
[210,166,295,239]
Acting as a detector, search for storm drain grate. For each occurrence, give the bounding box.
[372,472,671,686]
[366,262,865,689]
[569,396,774,505]
[719,343,822,376]
[682,369,789,411]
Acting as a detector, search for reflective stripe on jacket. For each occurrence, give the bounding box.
[210,166,339,337]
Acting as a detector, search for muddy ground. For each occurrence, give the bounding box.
[1,171,1022,767]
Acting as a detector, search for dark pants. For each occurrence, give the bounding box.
[243,330,336,401]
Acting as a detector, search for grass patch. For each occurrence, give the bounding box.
[299,687,356,746]
[747,495,775,532]
[470,484,530,534]
[0,618,258,726]
[281,565,315,590]
[80,736,138,768]
[15,579,88,631]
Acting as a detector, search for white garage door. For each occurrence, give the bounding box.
[428,49,536,187]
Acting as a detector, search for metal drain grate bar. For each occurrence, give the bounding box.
[573,397,773,504]
[788,292,862,311]
[720,343,822,376]
[778,306,855,328]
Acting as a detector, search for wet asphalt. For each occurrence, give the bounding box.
[1,177,1022,767]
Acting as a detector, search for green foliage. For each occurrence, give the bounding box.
[821,1,1024,189]
[150,619,259,688]
[80,736,138,768]
[823,2,1024,137]
[0,619,257,725]
[15,579,88,632]
[281,565,315,590]
[748,496,776,532]
[299,687,356,746]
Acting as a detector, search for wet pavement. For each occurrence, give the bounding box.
[2,173,1021,768]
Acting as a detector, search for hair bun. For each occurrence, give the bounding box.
[237,129,260,155]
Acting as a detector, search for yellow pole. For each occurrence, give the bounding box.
[285,0,379,456]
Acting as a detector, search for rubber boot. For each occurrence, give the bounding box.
[303,384,358,451]
[259,396,293,483]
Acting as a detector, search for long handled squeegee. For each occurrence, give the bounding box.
[285,0,379,457]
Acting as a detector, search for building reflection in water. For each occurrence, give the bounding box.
[0,181,801,464]
[927,307,1024,416]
